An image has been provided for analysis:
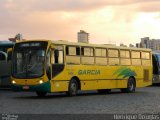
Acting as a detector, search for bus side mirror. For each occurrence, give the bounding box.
[7,48,13,62]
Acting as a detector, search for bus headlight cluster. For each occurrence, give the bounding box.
[39,80,44,84]
[12,80,16,84]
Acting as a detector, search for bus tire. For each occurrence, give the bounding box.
[36,91,47,97]
[98,89,111,94]
[67,79,78,96]
[121,77,135,93]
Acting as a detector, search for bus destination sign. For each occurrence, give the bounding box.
[19,43,41,47]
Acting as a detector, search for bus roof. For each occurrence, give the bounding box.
[0,41,15,46]
[16,39,152,52]
[51,40,152,52]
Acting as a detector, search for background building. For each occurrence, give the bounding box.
[136,37,160,50]
[78,30,89,43]
[120,43,127,47]
[9,33,23,42]
[129,44,134,47]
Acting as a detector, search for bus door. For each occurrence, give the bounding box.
[50,46,64,79]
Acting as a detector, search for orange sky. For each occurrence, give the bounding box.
[0,0,160,45]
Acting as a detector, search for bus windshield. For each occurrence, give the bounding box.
[12,42,47,79]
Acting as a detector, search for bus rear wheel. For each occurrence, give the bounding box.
[121,77,135,93]
[66,79,78,96]
[36,91,47,97]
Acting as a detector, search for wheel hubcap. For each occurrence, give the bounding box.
[129,81,134,91]
[71,83,76,94]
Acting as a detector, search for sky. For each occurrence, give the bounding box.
[0,0,160,45]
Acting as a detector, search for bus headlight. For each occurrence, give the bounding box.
[39,80,43,84]
[12,80,16,84]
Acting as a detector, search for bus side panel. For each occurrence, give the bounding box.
[51,64,152,92]
[0,60,11,86]
[80,80,127,90]
[136,66,152,87]
[50,80,68,92]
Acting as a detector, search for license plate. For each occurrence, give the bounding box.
[23,86,29,90]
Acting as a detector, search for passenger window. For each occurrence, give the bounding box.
[57,50,63,64]
[95,48,106,57]
[131,51,141,66]
[81,47,94,56]
[69,47,76,55]
[120,50,130,58]
[81,47,94,65]
[66,46,80,65]
[108,49,119,57]
[66,46,80,56]
[52,50,64,64]
[131,51,140,59]
[141,52,150,59]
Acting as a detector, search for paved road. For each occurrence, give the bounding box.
[0,86,160,114]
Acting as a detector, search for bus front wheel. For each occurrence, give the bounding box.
[121,77,135,93]
[36,91,47,97]
[66,79,78,96]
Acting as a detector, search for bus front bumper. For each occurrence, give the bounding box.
[11,81,51,92]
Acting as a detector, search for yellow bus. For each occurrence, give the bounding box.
[11,40,152,97]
